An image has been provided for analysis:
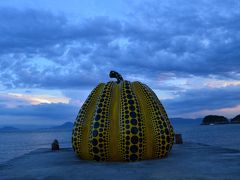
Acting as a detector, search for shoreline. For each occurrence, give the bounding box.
[1,142,240,179]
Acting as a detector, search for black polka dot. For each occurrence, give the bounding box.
[131,119,137,125]
[126,90,131,94]
[94,122,99,128]
[127,95,132,99]
[128,100,134,105]
[130,145,138,153]
[166,136,170,142]
[131,127,138,134]
[92,139,98,146]
[95,115,100,121]
[92,130,98,137]
[130,154,138,161]
[165,129,170,135]
[130,112,136,118]
[129,106,135,111]
[131,136,138,144]
[93,147,99,153]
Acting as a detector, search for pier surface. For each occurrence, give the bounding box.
[1,143,240,180]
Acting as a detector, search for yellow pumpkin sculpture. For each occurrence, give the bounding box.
[72,71,174,161]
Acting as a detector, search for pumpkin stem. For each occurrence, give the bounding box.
[109,71,124,84]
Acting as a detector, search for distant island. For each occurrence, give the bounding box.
[231,115,240,124]
[38,122,74,130]
[201,115,229,125]
[50,122,73,129]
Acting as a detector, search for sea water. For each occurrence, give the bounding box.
[173,123,240,150]
[0,129,72,164]
[0,123,240,164]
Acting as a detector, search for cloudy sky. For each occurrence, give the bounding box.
[0,0,239,126]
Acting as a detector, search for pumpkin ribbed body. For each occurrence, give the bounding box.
[72,80,174,162]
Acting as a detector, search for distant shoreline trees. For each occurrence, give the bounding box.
[201,114,240,125]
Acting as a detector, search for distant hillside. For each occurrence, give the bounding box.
[0,126,19,132]
[50,122,74,129]
[231,114,240,124]
[202,115,229,125]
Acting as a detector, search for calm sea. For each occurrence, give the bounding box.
[0,129,72,164]
[0,123,240,164]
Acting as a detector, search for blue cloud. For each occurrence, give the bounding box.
[0,1,239,124]
[0,102,78,121]
[163,85,240,116]
[0,1,239,90]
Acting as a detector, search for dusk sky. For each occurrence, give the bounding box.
[0,0,240,126]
